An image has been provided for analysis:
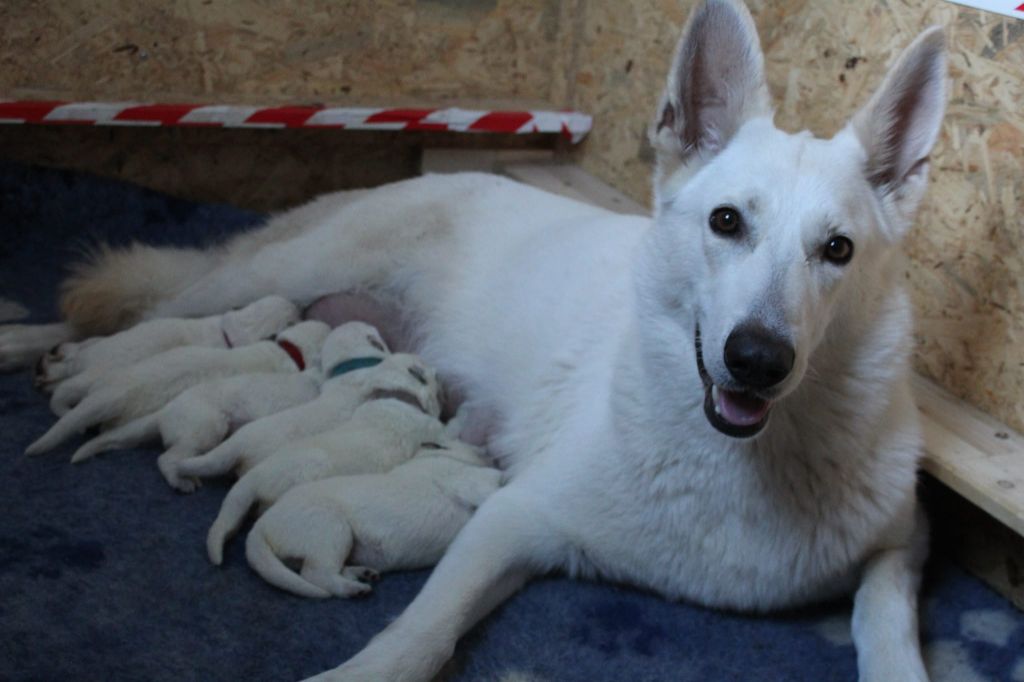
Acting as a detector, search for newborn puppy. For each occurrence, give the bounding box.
[68,368,323,491]
[206,398,449,565]
[246,440,501,598]
[177,351,440,482]
[67,322,386,489]
[41,295,299,404]
[26,321,330,457]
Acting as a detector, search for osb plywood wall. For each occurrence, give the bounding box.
[558,0,1024,434]
[0,0,560,107]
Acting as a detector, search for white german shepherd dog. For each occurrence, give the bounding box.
[0,1,947,679]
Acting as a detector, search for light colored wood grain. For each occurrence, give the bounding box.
[915,375,1024,538]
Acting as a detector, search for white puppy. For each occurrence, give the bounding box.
[45,295,299,413]
[66,322,390,489]
[177,351,441,482]
[67,369,322,491]
[206,398,449,565]
[26,320,330,457]
[246,440,501,598]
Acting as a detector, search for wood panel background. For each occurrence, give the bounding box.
[2,0,1022,434]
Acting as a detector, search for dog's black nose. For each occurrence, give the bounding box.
[723,325,795,390]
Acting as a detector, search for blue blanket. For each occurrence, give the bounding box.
[1,161,1021,681]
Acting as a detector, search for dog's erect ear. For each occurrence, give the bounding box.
[851,27,946,237]
[649,0,770,186]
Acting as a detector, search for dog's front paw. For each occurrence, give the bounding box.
[342,566,380,583]
[158,457,202,494]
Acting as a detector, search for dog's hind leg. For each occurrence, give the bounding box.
[26,389,118,456]
[70,413,159,463]
[303,483,568,681]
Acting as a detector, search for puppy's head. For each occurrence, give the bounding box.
[320,321,390,374]
[221,295,300,345]
[642,0,946,438]
[362,353,443,418]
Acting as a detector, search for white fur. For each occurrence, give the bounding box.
[245,441,501,598]
[206,398,450,565]
[67,321,393,490]
[0,323,73,372]
[0,2,948,679]
[25,320,330,457]
[177,352,441,481]
[44,295,298,412]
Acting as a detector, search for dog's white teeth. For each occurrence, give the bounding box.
[711,385,721,415]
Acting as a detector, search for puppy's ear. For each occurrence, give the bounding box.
[649,0,770,188]
[850,27,946,239]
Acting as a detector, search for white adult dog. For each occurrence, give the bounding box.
[26,320,330,457]
[0,1,947,679]
[37,294,299,403]
[246,440,501,599]
[206,398,451,565]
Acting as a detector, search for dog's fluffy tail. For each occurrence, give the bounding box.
[70,413,160,463]
[60,243,221,337]
[245,520,331,599]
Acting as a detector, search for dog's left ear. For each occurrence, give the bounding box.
[649,0,771,191]
[850,27,947,238]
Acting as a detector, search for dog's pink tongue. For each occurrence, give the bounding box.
[715,388,771,427]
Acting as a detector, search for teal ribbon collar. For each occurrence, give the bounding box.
[328,356,384,379]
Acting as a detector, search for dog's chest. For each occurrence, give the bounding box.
[560,437,906,611]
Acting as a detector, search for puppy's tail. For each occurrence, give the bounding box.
[70,413,160,463]
[26,392,113,456]
[60,243,221,337]
[245,519,331,599]
[207,474,259,565]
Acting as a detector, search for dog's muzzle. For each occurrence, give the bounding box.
[695,326,779,438]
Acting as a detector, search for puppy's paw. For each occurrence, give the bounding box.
[342,566,380,583]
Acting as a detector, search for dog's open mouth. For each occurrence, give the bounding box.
[695,327,772,438]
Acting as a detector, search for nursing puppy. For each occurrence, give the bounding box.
[246,440,501,599]
[38,295,299,402]
[67,369,322,491]
[67,321,390,484]
[177,350,441,481]
[26,321,330,457]
[0,1,947,679]
[206,398,450,565]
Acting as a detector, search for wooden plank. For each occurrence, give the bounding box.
[914,374,1024,538]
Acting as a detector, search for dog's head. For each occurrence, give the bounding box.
[642,0,946,438]
[221,295,300,345]
[320,321,391,374]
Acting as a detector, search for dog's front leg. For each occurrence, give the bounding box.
[851,504,929,682]
[304,482,566,682]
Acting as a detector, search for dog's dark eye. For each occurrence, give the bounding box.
[367,336,386,352]
[408,366,428,385]
[420,442,445,450]
[709,207,743,236]
[823,236,854,265]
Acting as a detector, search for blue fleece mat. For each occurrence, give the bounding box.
[1,161,1022,682]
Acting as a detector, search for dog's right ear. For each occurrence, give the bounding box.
[649,0,770,191]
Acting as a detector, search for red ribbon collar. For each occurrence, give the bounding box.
[276,339,305,370]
